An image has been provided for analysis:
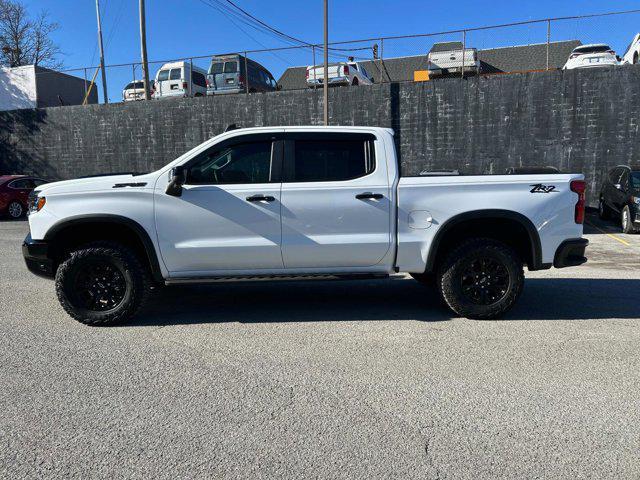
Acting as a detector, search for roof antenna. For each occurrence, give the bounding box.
[224,123,240,132]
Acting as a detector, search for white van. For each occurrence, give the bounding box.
[153,61,208,99]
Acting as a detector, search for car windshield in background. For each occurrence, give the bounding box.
[575,45,611,54]
[631,171,640,189]
[224,61,238,73]
[209,62,224,74]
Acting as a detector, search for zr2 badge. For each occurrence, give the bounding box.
[530,184,557,193]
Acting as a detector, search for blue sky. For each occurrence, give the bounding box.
[23,0,640,102]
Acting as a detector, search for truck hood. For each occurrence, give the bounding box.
[36,172,158,195]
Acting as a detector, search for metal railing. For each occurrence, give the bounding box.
[30,8,640,105]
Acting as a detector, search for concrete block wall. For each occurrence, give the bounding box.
[1,65,640,206]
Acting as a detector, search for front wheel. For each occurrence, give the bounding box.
[621,205,637,234]
[7,200,24,219]
[55,242,152,325]
[437,238,524,319]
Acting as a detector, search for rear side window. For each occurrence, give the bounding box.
[157,70,170,81]
[169,68,182,80]
[609,168,623,183]
[290,138,375,182]
[210,62,224,74]
[192,71,206,87]
[224,61,238,73]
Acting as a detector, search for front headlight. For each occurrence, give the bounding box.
[27,191,46,214]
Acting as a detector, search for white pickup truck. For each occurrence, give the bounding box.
[23,126,588,325]
[306,62,373,87]
[427,42,479,77]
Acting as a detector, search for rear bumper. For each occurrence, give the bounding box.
[22,233,54,279]
[553,238,589,268]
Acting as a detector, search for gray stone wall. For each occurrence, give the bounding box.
[2,65,640,206]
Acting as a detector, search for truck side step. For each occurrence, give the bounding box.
[165,273,390,285]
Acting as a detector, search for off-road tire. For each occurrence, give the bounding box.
[621,205,637,234]
[55,242,152,326]
[437,238,524,320]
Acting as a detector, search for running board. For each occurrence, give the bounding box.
[165,273,390,286]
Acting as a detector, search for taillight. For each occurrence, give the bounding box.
[344,65,349,75]
[570,180,586,224]
[306,69,309,79]
[239,75,245,86]
[182,81,188,89]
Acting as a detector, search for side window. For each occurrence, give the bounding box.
[620,170,630,190]
[187,141,274,185]
[157,69,170,82]
[9,179,29,189]
[193,71,206,87]
[33,179,47,187]
[609,168,621,183]
[290,139,375,182]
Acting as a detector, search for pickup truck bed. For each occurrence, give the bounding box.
[23,126,587,325]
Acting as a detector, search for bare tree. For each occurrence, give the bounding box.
[0,0,61,69]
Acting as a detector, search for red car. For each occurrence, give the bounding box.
[0,175,49,219]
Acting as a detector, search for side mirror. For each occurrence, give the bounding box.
[166,165,185,197]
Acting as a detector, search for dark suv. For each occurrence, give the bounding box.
[598,165,640,233]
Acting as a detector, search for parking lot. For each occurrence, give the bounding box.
[1,213,639,479]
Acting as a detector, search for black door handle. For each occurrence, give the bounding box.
[246,194,275,202]
[356,192,384,200]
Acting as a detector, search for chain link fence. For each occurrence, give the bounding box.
[32,9,640,105]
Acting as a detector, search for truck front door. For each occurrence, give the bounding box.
[279,132,392,269]
[155,133,284,276]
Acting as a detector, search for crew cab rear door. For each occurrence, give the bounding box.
[279,132,392,269]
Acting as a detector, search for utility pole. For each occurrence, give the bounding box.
[323,0,328,126]
[95,0,108,103]
[139,0,151,100]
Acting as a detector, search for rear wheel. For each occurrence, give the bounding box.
[352,78,359,86]
[437,238,524,319]
[7,201,24,219]
[621,206,637,234]
[634,52,639,64]
[55,242,152,326]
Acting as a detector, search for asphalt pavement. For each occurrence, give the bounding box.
[1,214,639,479]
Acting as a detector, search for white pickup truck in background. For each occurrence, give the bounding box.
[427,41,480,77]
[23,126,588,325]
[306,61,374,87]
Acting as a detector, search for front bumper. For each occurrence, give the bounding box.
[553,238,589,268]
[22,233,54,279]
